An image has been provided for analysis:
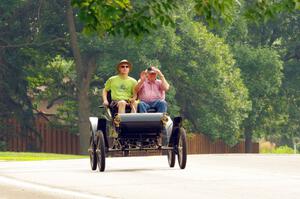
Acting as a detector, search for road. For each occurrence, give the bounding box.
[1,154,300,199]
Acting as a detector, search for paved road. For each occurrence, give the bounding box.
[1,154,300,199]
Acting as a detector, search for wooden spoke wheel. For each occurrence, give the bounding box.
[167,149,176,168]
[96,130,106,172]
[177,127,187,169]
[89,135,97,171]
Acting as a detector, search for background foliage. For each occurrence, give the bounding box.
[0,0,299,152]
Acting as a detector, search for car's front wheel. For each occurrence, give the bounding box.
[177,127,187,169]
[96,130,106,172]
[89,134,97,171]
[167,149,176,167]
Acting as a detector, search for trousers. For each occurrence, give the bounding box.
[138,99,168,113]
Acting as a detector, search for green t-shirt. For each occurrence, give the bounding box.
[105,75,137,100]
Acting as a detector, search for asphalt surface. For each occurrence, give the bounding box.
[1,154,300,199]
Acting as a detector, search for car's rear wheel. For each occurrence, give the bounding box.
[89,135,97,171]
[167,149,176,167]
[96,130,106,172]
[177,127,187,169]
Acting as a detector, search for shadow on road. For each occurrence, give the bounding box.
[92,168,178,173]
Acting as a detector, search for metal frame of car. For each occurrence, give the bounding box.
[88,105,187,172]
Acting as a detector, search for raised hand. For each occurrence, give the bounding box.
[140,70,147,81]
[151,66,163,76]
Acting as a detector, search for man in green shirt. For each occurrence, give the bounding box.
[102,59,138,114]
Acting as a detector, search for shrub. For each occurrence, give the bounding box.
[260,141,297,154]
[259,140,276,153]
[273,145,295,154]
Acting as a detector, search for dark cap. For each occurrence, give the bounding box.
[147,67,156,74]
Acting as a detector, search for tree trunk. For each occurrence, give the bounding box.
[66,0,97,154]
[245,127,253,153]
[77,78,91,155]
[77,57,97,154]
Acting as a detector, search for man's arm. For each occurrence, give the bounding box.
[129,87,137,103]
[154,67,170,91]
[159,74,170,91]
[134,71,147,93]
[102,88,109,106]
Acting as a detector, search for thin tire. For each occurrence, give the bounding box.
[96,131,106,172]
[89,135,97,171]
[167,149,175,167]
[177,127,187,169]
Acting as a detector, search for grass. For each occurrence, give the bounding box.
[0,152,87,161]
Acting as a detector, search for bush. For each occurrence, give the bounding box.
[273,145,295,154]
[259,140,276,153]
[260,142,297,154]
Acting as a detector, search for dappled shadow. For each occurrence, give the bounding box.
[106,167,176,172]
[86,167,179,173]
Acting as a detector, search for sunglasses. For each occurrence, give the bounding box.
[120,65,129,68]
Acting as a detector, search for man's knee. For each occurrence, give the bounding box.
[157,100,167,106]
[138,101,148,112]
[131,100,138,107]
[162,100,167,105]
[117,100,127,107]
[156,100,167,112]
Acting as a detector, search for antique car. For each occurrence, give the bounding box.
[88,97,187,172]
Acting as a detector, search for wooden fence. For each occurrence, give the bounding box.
[2,117,259,154]
[4,117,79,155]
[186,134,259,154]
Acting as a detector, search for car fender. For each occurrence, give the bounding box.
[89,117,98,137]
[166,116,173,142]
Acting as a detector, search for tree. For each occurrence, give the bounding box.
[0,0,72,150]
[0,0,46,149]
[87,8,251,145]
[1,0,298,153]
[66,0,181,153]
[224,7,300,149]
[233,45,283,152]
[75,0,299,34]
[71,0,299,152]
[163,20,250,145]
[26,55,78,130]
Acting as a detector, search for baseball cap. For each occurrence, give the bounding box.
[117,59,132,71]
[147,67,156,74]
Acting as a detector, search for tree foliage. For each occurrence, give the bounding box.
[0,0,38,137]
[1,0,299,153]
[0,0,70,149]
[232,45,283,150]
[224,5,300,148]
[71,0,177,37]
[168,21,250,145]
[77,10,251,145]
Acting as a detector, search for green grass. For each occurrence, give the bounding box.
[0,152,87,161]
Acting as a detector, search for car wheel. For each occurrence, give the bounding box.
[89,135,97,171]
[167,149,176,167]
[177,127,187,169]
[96,130,106,172]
